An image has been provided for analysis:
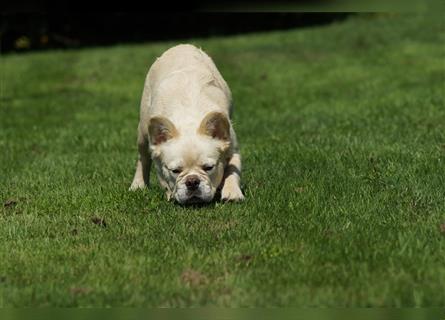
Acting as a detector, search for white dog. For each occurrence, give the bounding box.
[130,44,244,204]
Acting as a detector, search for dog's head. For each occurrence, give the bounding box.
[148,111,231,204]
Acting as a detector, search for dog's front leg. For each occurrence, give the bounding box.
[221,152,245,202]
[129,127,151,190]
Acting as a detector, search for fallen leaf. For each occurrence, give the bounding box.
[4,199,17,208]
[236,254,254,263]
[91,217,107,228]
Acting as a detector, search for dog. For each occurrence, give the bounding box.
[129,44,244,204]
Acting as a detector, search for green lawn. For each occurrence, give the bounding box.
[1,13,444,307]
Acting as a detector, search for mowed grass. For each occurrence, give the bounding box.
[1,13,445,307]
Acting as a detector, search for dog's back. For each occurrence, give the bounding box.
[148,44,229,94]
[141,44,232,133]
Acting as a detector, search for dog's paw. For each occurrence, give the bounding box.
[221,184,245,202]
[129,179,146,191]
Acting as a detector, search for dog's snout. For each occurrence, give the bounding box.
[185,175,200,190]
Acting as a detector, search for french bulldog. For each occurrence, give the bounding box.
[130,44,244,204]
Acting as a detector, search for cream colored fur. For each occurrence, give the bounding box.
[130,44,244,204]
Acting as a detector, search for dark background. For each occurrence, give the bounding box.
[1,13,350,54]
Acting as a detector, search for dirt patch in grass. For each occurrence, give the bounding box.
[439,223,445,235]
[180,269,208,287]
[69,287,92,296]
[295,187,305,193]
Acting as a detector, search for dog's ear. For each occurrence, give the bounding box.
[148,116,178,145]
[198,112,230,141]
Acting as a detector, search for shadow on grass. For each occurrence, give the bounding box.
[174,189,244,209]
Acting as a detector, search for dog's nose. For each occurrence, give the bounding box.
[185,175,200,191]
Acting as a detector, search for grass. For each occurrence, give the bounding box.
[1,13,444,307]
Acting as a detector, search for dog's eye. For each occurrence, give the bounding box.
[202,165,214,172]
[171,168,182,174]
